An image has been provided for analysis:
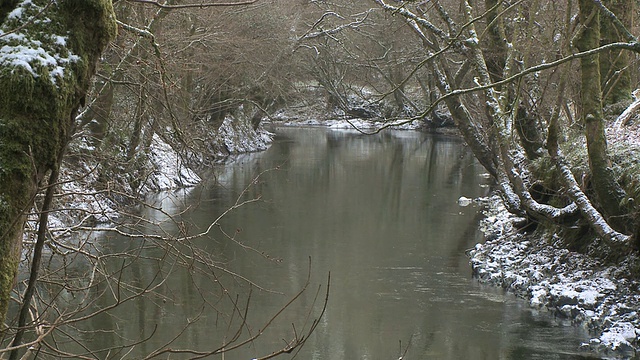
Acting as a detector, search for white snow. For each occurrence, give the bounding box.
[470,195,640,357]
[44,113,274,231]
[144,134,201,191]
[0,0,79,85]
[218,116,273,154]
[457,196,473,207]
[276,118,423,131]
[598,322,637,351]
[52,35,67,47]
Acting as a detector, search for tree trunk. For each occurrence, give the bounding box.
[127,86,147,162]
[600,0,633,105]
[0,0,116,324]
[79,79,115,149]
[483,0,508,84]
[515,104,544,160]
[576,0,631,234]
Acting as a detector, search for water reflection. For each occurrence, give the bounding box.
[63,127,594,359]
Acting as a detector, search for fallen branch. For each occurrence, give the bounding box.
[613,90,640,129]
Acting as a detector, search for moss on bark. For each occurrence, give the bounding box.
[600,0,633,106]
[0,0,116,324]
[575,0,631,235]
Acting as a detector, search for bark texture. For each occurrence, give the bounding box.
[576,0,630,234]
[0,0,116,324]
[600,0,633,105]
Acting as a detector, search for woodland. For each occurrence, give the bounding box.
[0,0,640,358]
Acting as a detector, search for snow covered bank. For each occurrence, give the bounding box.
[218,116,274,154]
[144,134,202,191]
[272,117,425,131]
[470,195,640,358]
[45,117,273,231]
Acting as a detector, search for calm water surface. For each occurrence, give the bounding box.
[88,127,594,359]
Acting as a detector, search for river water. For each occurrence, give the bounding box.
[79,127,595,359]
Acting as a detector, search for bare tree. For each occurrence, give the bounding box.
[365,0,640,252]
[1,1,330,358]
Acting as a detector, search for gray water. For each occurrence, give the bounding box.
[80,127,595,359]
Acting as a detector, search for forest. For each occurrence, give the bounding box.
[0,0,640,358]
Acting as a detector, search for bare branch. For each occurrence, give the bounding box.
[592,0,636,42]
[125,0,259,8]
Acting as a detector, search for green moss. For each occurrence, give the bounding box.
[610,142,640,203]
[0,251,18,328]
[0,0,116,322]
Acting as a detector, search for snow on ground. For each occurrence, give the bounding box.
[143,134,201,191]
[32,138,197,236]
[46,118,273,231]
[219,116,274,154]
[275,117,424,131]
[325,118,423,131]
[470,195,640,358]
[469,103,640,358]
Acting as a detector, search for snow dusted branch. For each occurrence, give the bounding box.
[613,91,640,129]
[432,0,458,35]
[300,10,372,40]
[371,0,449,43]
[555,154,632,246]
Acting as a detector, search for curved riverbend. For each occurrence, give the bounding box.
[87,127,594,359]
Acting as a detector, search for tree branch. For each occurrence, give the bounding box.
[125,0,259,8]
[592,0,636,42]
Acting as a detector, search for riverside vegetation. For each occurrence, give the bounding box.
[1,0,640,358]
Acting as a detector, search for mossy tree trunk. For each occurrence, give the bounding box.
[600,0,633,106]
[483,0,507,85]
[576,0,631,234]
[0,0,116,324]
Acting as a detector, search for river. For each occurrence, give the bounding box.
[75,126,594,359]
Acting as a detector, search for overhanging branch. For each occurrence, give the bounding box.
[125,0,259,8]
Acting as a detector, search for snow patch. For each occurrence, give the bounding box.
[272,115,424,131]
[144,134,201,191]
[470,195,640,358]
[457,196,473,207]
[597,322,637,352]
[0,0,79,85]
[218,116,273,154]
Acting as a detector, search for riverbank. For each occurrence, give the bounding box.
[42,116,274,233]
[470,196,640,359]
[468,104,640,359]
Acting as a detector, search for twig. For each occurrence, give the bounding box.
[125,0,259,8]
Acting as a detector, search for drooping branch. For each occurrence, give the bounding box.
[116,19,184,141]
[556,154,632,246]
[613,94,640,128]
